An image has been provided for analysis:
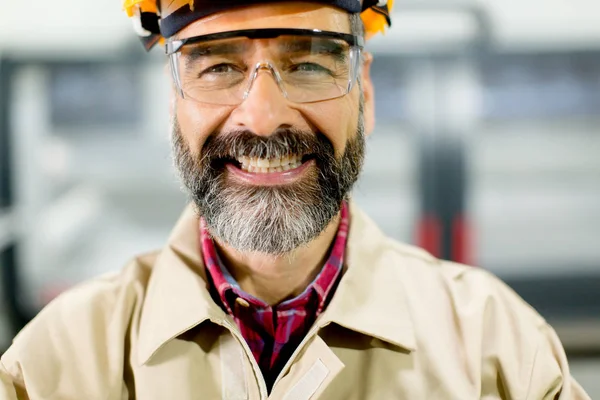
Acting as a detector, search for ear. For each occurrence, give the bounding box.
[361,52,376,136]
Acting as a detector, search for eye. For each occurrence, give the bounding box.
[289,63,331,74]
[204,63,239,74]
[195,63,246,83]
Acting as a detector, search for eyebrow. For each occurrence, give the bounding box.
[278,38,347,58]
[181,36,348,64]
[183,41,248,61]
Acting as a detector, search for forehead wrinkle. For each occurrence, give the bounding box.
[184,40,248,59]
[278,38,346,55]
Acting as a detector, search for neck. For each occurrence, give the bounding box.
[214,212,341,306]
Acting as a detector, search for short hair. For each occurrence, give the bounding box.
[349,13,365,39]
[349,13,366,91]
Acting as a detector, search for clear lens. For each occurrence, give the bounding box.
[169,35,360,105]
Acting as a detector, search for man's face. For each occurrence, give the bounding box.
[171,2,375,255]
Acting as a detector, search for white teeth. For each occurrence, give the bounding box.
[238,154,304,173]
[257,158,270,168]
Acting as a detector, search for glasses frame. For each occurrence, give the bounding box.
[165,28,365,105]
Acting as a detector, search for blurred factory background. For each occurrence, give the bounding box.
[1,0,599,395]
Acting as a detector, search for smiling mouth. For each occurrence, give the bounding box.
[224,154,314,174]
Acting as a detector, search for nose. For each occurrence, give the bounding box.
[229,68,297,136]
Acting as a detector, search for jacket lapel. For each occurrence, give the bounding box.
[136,204,229,366]
[318,201,416,351]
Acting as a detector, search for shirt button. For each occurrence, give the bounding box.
[236,297,250,308]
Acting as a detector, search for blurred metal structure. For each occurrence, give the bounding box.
[0,59,12,348]
[0,58,34,338]
[377,2,489,263]
[0,54,187,340]
[1,59,28,346]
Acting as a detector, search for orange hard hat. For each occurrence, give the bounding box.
[123,0,393,50]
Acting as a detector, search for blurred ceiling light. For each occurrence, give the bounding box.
[368,10,484,55]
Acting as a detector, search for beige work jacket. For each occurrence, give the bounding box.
[1,203,590,399]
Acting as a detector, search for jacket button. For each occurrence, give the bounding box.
[236,297,251,308]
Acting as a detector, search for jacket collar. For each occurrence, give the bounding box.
[137,201,416,365]
[137,204,228,365]
[319,201,416,351]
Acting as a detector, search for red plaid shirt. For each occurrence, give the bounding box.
[200,202,349,390]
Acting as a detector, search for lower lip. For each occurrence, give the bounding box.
[225,159,315,186]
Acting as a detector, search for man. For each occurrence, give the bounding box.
[0,0,591,398]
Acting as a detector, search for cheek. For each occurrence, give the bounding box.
[175,99,233,155]
[302,96,359,157]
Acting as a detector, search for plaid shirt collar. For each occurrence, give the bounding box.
[200,202,349,315]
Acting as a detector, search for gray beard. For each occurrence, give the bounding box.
[171,115,365,256]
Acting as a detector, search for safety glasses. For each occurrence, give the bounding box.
[166,28,364,105]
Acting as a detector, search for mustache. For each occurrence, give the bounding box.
[200,128,335,164]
